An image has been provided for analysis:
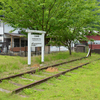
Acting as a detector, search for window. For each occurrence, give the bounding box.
[88,40,100,44]
[0,35,3,36]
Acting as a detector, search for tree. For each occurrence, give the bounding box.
[48,0,100,55]
[0,0,68,34]
[0,0,100,55]
[0,0,99,33]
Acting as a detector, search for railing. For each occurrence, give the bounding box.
[10,47,28,52]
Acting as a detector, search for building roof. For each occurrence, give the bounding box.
[4,33,26,37]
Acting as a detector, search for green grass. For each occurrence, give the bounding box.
[18,60,100,100]
[0,80,19,91]
[10,77,34,86]
[0,52,100,99]
[0,91,26,100]
[34,52,87,64]
[0,56,99,93]
[0,51,88,78]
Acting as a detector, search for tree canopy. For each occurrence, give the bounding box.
[0,0,68,33]
[0,0,100,54]
[47,0,100,54]
[0,0,99,33]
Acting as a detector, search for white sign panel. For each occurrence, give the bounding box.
[31,34,44,47]
[26,30,46,65]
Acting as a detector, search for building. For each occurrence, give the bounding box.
[87,34,100,50]
[0,20,27,54]
[0,20,69,55]
[0,20,51,55]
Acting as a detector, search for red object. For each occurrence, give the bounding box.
[10,47,28,52]
[86,35,100,50]
[87,35,100,40]
[88,44,100,50]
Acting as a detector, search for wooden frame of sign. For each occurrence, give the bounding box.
[26,30,46,65]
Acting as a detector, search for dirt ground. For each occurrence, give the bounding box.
[31,64,40,68]
[46,67,58,72]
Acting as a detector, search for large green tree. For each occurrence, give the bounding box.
[0,0,100,55]
[0,0,68,33]
[48,0,100,55]
[0,0,99,33]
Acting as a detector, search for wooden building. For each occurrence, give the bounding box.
[87,35,100,50]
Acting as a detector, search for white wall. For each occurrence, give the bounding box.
[4,24,20,33]
[0,22,22,42]
[0,22,4,42]
[88,40,100,44]
[0,37,3,42]
[0,22,3,34]
[4,24,20,38]
[50,46,68,52]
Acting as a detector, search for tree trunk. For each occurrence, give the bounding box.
[68,41,72,55]
[59,46,60,52]
[68,46,71,55]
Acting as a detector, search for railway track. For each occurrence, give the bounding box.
[0,56,99,94]
[0,57,86,82]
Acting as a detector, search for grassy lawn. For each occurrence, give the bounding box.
[0,51,87,78]
[19,59,100,100]
[0,52,100,100]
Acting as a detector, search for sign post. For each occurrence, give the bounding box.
[41,33,45,62]
[26,30,46,66]
[28,32,31,65]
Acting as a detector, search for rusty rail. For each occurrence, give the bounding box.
[12,62,90,93]
[12,58,100,93]
[0,57,86,82]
